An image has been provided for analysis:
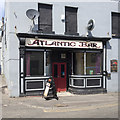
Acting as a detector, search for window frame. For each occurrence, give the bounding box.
[112,12,120,38]
[38,3,53,34]
[25,51,44,77]
[86,51,103,75]
[73,50,103,76]
[65,6,78,35]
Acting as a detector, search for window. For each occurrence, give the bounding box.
[46,51,52,76]
[65,6,78,35]
[74,52,84,75]
[61,64,65,78]
[38,3,52,33]
[86,52,102,75]
[26,52,44,76]
[112,12,120,37]
[73,51,102,75]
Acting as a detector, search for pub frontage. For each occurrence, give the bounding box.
[17,33,110,96]
[2,1,119,97]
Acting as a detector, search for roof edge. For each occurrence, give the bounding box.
[16,33,111,42]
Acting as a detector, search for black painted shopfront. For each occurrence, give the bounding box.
[17,33,110,96]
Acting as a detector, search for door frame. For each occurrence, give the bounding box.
[52,62,67,92]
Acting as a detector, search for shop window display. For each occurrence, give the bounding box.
[74,51,102,75]
[86,52,102,75]
[46,52,52,76]
[26,52,44,76]
[74,52,84,75]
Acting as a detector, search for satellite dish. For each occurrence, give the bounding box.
[26,9,40,32]
[87,19,95,31]
[26,9,40,20]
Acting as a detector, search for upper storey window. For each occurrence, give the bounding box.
[38,3,53,34]
[65,6,78,35]
[112,12,120,38]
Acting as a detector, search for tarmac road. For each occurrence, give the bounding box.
[1,92,119,118]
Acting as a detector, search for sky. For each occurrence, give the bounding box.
[0,0,5,21]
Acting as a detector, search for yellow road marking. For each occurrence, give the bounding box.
[43,103,118,113]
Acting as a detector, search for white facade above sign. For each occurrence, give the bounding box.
[26,38,103,49]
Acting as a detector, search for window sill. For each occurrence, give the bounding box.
[25,76,50,79]
[70,74,103,78]
[112,36,120,38]
[37,30,55,34]
[64,32,79,36]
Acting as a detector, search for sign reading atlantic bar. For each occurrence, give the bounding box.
[26,38,103,49]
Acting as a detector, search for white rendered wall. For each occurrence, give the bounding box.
[3,1,119,96]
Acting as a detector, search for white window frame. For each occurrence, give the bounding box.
[73,51,102,76]
[25,80,45,91]
[69,78,85,88]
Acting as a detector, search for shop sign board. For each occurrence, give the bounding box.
[26,38,103,49]
[111,60,117,72]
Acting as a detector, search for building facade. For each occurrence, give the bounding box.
[1,0,120,97]
[0,20,3,75]
[0,41,1,75]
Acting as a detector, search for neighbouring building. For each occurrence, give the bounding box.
[0,39,1,75]
[1,0,120,97]
[0,20,2,75]
[0,41,1,75]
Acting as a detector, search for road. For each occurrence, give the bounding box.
[1,92,119,118]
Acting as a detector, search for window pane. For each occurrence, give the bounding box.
[61,64,65,78]
[65,7,78,35]
[112,12,120,37]
[86,52,102,75]
[74,52,84,75]
[38,3,52,33]
[46,52,52,76]
[26,52,30,76]
[26,52,44,76]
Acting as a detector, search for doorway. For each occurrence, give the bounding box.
[52,62,67,92]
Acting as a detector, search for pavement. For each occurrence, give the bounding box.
[0,75,3,119]
[0,75,119,119]
[2,91,119,118]
[0,75,2,88]
[0,75,7,89]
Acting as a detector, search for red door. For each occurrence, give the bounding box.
[52,62,67,92]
